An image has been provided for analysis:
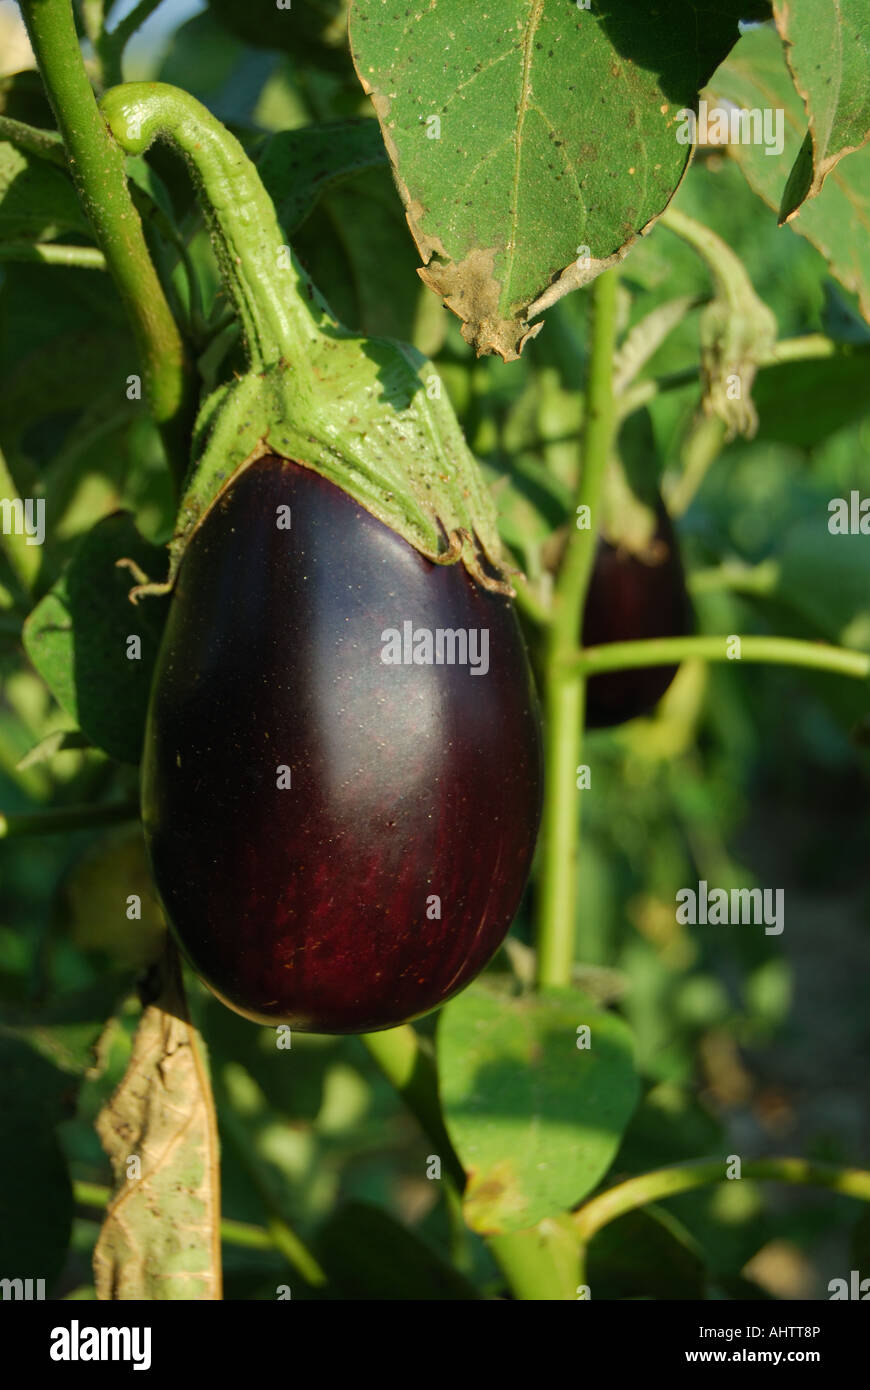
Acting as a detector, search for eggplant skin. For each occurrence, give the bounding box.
[582,504,693,729]
[142,456,542,1033]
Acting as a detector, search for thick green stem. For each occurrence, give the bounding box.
[361,1026,465,1189]
[489,1218,582,1301]
[568,634,870,682]
[574,1157,870,1247]
[99,83,334,375]
[19,1,192,489]
[536,270,620,989]
[0,800,139,838]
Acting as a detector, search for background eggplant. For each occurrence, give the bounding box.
[141,456,543,1033]
[582,500,693,728]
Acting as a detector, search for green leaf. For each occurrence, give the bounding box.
[349,0,766,359]
[438,985,639,1235]
[774,0,870,218]
[257,118,388,234]
[0,139,89,242]
[752,351,870,447]
[708,24,870,322]
[0,981,124,1289]
[291,164,438,342]
[586,1205,707,1299]
[317,1202,482,1299]
[23,513,169,764]
[768,521,870,648]
[0,1036,73,1289]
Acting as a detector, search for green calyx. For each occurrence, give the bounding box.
[99,83,512,595]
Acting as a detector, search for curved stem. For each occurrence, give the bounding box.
[573,1157,870,1247]
[19,0,193,491]
[536,269,620,989]
[100,83,334,374]
[0,800,139,838]
[567,634,870,682]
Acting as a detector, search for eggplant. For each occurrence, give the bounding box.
[142,456,542,1032]
[583,502,692,727]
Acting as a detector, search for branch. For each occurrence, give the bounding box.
[536,268,620,989]
[566,634,870,682]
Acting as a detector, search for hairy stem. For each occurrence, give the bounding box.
[99,83,335,375]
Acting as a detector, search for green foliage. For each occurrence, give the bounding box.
[438,985,639,1234]
[23,513,168,764]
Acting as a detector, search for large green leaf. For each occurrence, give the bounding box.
[23,513,169,764]
[586,1205,707,1299]
[708,24,870,322]
[438,985,639,1235]
[317,1202,482,1299]
[256,118,387,234]
[349,0,768,359]
[752,351,870,447]
[0,140,88,242]
[774,0,870,219]
[0,981,125,1290]
[0,1036,73,1290]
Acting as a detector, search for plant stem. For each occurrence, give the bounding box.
[99,83,331,374]
[74,1180,278,1253]
[361,1026,465,1189]
[0,799,139,838]
[0,242,106,270]
[489,1218,582,1301]
[567,634,870,682]
[688,558,781,597]
[19,0,193,491]
[536,269,620,989]
[666,413,727,517]
[0,114,65,163]
[573,1157,870,1247]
